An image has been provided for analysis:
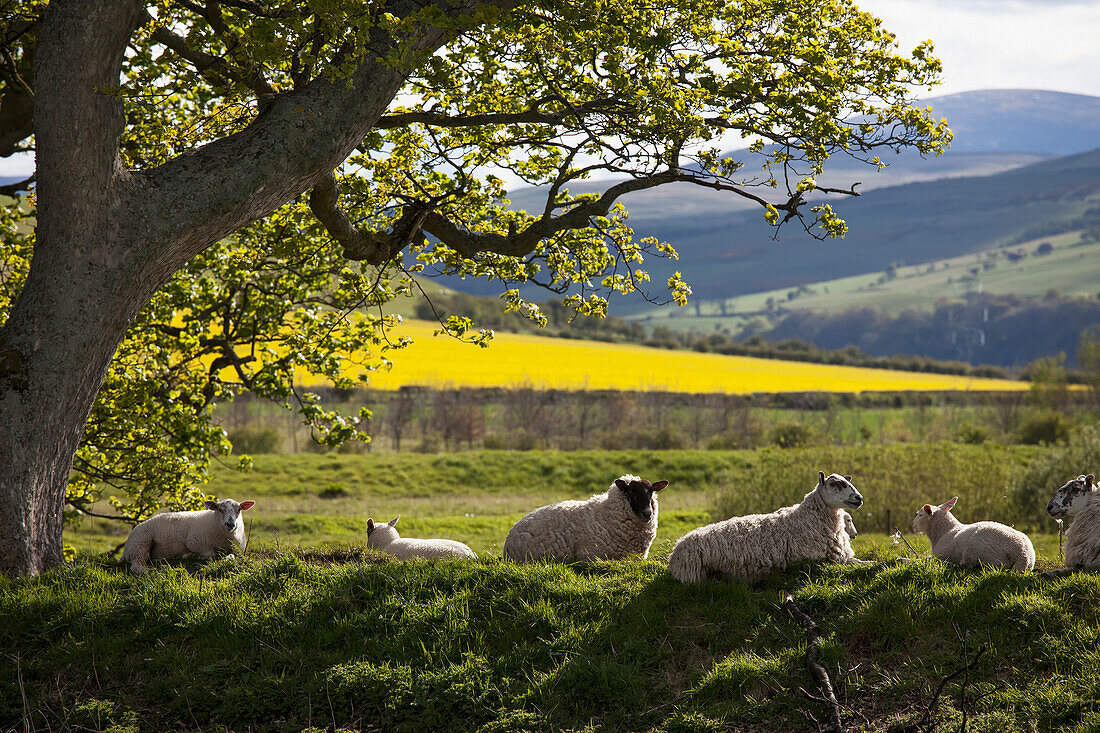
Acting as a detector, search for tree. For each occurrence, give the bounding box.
[0,0,947,576]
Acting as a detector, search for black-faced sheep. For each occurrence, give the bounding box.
[502,475,669,561]
[1047,473,1100,570]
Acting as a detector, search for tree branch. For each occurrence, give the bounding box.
[376,96,627,129]
[0,174,33,196]
[140,9,277,102]
[781,592,846,733]
[308,171,432,264]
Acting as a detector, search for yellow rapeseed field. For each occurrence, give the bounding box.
[299,319,1027,394]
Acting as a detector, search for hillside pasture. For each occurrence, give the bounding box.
[29,444,1094,732]
[66,445,1055,556]
[631,230,1099,328]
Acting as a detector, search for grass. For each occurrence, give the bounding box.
[3,548,1097,732]
[299,319,1027,394]
[11,445,1094,732]
[65,444,1052,556]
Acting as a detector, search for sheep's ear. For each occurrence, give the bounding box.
[650,480,669,491]
[818,471,825,485]
[1087,474,1096,488]
[843,475,852,483]
[367,519,375,533]
[941,496,958,512]
[614,479,630,491]
[240,501,255,511]
[388,516,400,527]
[923,504,934,516]
[204,500,219,511]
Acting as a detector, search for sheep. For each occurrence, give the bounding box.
[502,475,669,562]
[366,516,477,560]
[1046,473,1100,570]
[121,498,255,574]
[911,496,1035,571]
[667,471,864,584]
[842,510,858,540]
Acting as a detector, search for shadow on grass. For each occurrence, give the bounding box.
[4,552,1100,733]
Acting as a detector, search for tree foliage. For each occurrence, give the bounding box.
[0,0,948,524]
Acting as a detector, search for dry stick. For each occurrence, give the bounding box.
[14,654,30,733]
[781,592,846,733]
[916,645,987,733]
[893,526,923,559]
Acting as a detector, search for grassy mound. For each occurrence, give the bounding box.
[4,550,1099,732]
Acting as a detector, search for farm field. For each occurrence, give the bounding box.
[304,318,1027,394]
[629,230,1097,328]
[16,444,1098,733]
[67,444,1057,556]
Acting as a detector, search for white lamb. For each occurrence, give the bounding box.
[121,498,255,574]
[668,471,864,584]
[1047,473,1100,570]
[366,516,477,560]
[911,496,1035,571]
[502,475,669,562]
[842,510,857,539]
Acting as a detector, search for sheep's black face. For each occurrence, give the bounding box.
[614,477,669,522]
[1048,474,1095,517]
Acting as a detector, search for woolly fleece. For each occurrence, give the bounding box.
[121,499,252,574]
[366,518,477,560]
[502,475,659,561]
[912,500,1035,571]
[668,473,861,584]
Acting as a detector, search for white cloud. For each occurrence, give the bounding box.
[857,0,1100,96]
[0,151,33,179]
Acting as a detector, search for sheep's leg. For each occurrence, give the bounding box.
[845,557,872,566]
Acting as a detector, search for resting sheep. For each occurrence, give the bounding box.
[911,496,1035,571]
[668,471,864,584]
[1047,473,1100,570]
[121,498,255,574]
[502,475,669,562]
[366,516,477,560]
[842,510,858,539]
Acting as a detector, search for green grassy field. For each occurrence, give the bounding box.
[11,445,1095,732]
[631,231,1097,327]
[3,547,1096,732]
[65,444,1057,557]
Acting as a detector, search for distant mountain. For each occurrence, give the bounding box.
[490,149,1100,305]
[479,91,1100,305]
[922,89,1100,155]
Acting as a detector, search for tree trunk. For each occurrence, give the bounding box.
[0,0,481,575]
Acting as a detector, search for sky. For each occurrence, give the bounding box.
[2,0,1098,178]
[858,0,1100,97]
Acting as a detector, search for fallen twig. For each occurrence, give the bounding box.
[781,592,846,733]
[892,526,923,559]
[905,644,987,733]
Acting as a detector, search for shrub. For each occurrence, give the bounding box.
[956,423,991,445]
[1009,423,1100,529]
[228,426,283,454]
[1017,410,1074,445]
[771,422,814,448]
[318,482,349,499]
